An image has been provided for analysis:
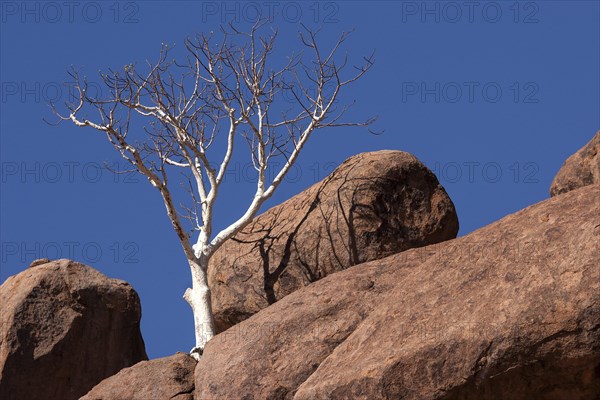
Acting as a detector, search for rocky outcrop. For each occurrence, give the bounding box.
[209,150,459,331]
[82,352,196,400]
[0,259,147,400]
[550,130,600,196]
[195,184,600,399]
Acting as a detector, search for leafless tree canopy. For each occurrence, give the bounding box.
[52,22,375,260]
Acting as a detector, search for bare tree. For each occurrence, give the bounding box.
[51,22,375,359]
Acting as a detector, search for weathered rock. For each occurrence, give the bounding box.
[82,352,196,400]
[29,258,50,268]
[195,184,600,399]
[0,259,147,400]
[209,150,459,331]
[550,130,600,196]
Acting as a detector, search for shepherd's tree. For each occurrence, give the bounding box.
[51,22,375,359]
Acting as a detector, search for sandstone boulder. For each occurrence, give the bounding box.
[209,150,459,331]
[195,184,600,399]
[82,352,196,400]
[0,259,147,400]
[550,130,600,196]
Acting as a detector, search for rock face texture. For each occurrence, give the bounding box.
[209,150,459,331]
[195,184,600,399]
[0,259,147,400]
[550,130,600,196]
[82,352,196,400]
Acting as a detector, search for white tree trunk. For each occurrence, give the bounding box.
[183,254,216,360]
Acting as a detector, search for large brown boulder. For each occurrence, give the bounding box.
[0,259,147,400]
[209,150,459,331]
[195,184,600,399]
[550,130,600,196]
[82,352,196,400]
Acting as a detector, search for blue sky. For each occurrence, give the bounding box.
[1,1,598,358]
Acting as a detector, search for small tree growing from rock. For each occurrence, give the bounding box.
[52,22,375,359]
